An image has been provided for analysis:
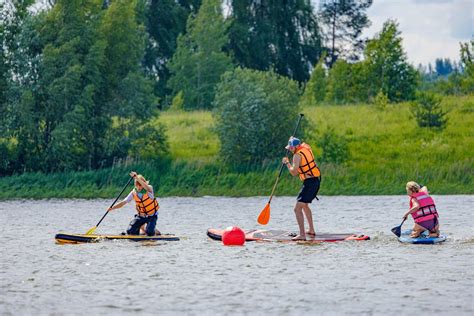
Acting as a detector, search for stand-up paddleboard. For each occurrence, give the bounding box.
[398,229,446,244]
[207,228,369,243]
[55,233,179,244]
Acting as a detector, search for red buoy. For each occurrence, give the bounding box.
[222,226,245,246]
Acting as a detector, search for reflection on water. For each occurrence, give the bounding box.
[1,196,473,315]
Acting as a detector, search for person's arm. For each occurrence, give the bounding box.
[420,185,429,194]
[108,191,133,211]
[146,186,154,199]
[282,155,300,177]
[130,171,153,192]
[143,182,153,193]
[109,200,127,211]
[403,198,420,219]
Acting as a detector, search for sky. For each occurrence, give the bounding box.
[362,0,473,66]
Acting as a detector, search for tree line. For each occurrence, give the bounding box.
[1,0,472,176]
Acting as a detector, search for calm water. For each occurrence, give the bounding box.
[1,196,473,315]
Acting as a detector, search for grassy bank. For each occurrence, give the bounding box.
[1,95,472,199]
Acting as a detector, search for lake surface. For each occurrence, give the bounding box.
[1,196,473,315]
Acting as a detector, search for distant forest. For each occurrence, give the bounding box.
[1,0,473,176]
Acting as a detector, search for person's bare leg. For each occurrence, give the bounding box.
[293,203,306,240]
[429,224,440,237]
[410,223,426,238]
[302,204,315,236]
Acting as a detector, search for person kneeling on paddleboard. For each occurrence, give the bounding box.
[282,137,321,241]
[403,181,440,238]
[108,171,160,236]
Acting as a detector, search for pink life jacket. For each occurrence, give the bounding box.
[409,191,439,223]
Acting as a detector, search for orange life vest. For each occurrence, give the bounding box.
[133,191,159,217]
[296,143,320,181]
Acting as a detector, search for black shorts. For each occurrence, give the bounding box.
[297,177,320,203]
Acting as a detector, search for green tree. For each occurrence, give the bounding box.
[101,0,147,92]
[0,34,7,121]
[0,0,35,126]
[325,59,367,103]
[364,19,418,102]
[144,0,201,100]
[129,120,168,161]
[410,92,448,129]
[37,0,105,170]
[82,0,163,168]
[168,0,233,109]
[373,90,389,110]
[459,40,474,94]
[2,0,166,173]
[435,58,454,77]
[319,0,373,67]
[8,90,41,173]
[214,68,301,165]
[228,0,322,83]
[300,57,327,107]
[169,91,185,112]
[1,3,46,173]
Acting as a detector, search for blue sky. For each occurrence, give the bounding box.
[363,0,472,66]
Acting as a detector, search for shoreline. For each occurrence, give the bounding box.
[0,193,472,201]
[1,160,472,199]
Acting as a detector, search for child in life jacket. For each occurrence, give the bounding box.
[108,171,160,236]
[403,181,440,238]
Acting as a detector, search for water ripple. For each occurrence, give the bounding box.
[0,196,473,315]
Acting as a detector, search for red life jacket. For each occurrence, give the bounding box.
[133,191,159,217]
[409,191,438,223]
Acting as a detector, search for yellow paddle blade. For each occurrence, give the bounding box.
[257,203,271,225]
[85,226,97,235]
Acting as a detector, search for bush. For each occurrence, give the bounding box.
[410,92,448,129]
[373,90,389,110]
[214,68,301,165]
[325,60,368,104]
[0,137,19,176]
[129,120,169,161]
[169,91,184,112]
[318,127,350,164]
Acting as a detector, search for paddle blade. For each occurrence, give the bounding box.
[85,226,97,235]
[258,204,271,225]
[391,225,402,237]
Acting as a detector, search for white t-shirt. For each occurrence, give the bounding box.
[123,186,155,203]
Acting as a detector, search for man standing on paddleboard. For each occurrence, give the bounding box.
[282,137,321,241]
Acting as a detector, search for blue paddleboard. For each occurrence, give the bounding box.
[398,229,446,244]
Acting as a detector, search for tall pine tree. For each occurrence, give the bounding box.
[319,0,372,67]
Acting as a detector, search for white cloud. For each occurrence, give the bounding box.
[364,0,472,65]
[449,1,473,38]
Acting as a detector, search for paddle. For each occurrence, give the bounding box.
[391,218,407,237]
[257,113,304,225]
[85,176,134,235]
